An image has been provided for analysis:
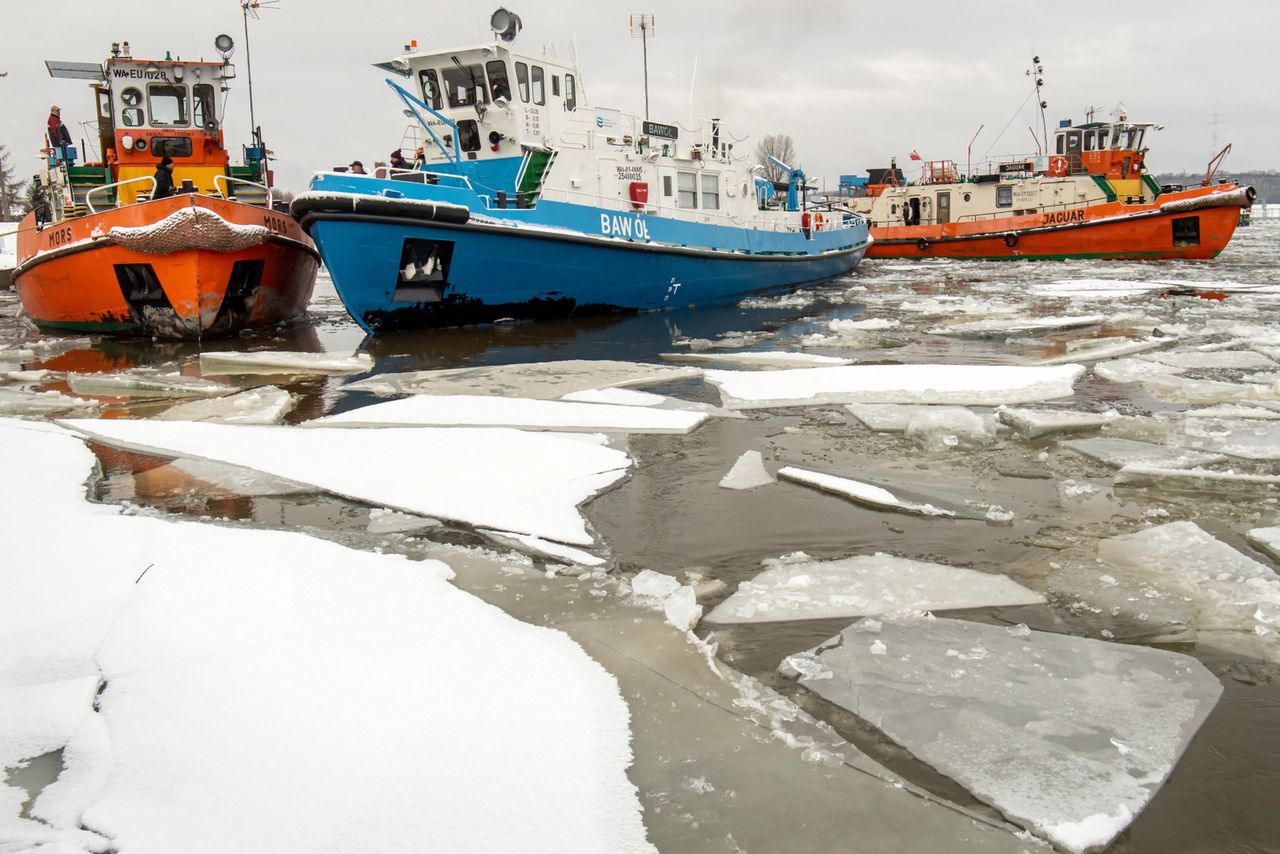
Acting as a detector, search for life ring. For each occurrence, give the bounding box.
[1003,232,1019,248]
[814,213,825,232]
[1049,155,1067,176]
[916,238,929,252]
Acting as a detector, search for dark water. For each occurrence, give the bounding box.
[4,223,1280,853]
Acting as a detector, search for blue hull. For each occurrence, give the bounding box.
[295,174,870,332]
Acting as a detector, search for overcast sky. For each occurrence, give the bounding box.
[3,0,1275,193]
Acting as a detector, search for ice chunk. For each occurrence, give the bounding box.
[1146,349,1275,370]
[1029,279,1163,299]
[1095,522,1280,642]
[1189,404,1280,420]
[927,315,1105,338]
[845,403,933,432]
[0,388,98,417]
[367,508,443,534]
[997,407,1118,439]
[483,531,606,567]
[827,317,899,332]
[149,457,313,497]
[156,386,294,424]
[705,553,1043,623]
[718,450,775,490]
[1046,559,1197,643]
[1038,336,1174,365]
[561,388,665,406]
[630,570,701,630]
[778,466,959,517]
[1247,526,1280,564]
[1140,374,1280,404]
[1061,437,1226,469]
[1174,417,1280,460]
[660,351,853,367]
[631,569,682,599]
[903,407,997,451]
[344,359,700,399]
[308,394,706,434]
[796,616,1222,852]
[1116,465,1280,494]
[705,364,1084,409]
[62,419,629,546]
[67,371,234,398]
[199,350,374,375]
[1092,357,1185,384]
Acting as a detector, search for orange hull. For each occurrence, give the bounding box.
[866,185,1248,261]
[15,195,319,338]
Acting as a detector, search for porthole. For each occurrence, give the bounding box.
[121,87,142,107]
[962,192,971,203]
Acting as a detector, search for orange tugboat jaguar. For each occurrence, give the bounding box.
[14,36,318,338]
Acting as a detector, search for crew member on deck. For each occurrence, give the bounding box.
[47,106,72,157]
[389,150,409,170]
[349,160,366,175]
[153,156,176,199]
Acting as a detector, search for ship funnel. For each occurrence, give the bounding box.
[490,7,522,42]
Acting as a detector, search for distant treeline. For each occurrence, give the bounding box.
[1154,171,1280,202]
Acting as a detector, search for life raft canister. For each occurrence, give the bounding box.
[801,211,813,238]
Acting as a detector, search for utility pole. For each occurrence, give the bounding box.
[629,14,654,121]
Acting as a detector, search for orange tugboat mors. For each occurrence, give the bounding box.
[14,36,318,338]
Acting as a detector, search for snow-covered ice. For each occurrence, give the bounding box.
[718,450,776,490]
[1061,437,1227,470]
[0,418,655,854]
[926,315,1105,338]
[67,371,234,399]
[659,351,853,367]
[997,407,1118,439]
[309,394,707,434]
[344,359,700,399]
[1092,357,1185,384]
[1038,336,1174,365]
[778,466,959,517]
[62,419,630,545]
[1248,526,1280,564]
[705,364,1084,409]
[795,615,1222,853]
[1174,417,1280,460]
[1146,349,1275,370]
[704,553,1043,623]
[199,350,374,375]
[561,388,666,406]
[156,386,294,424]
[1116,465,1280,493]
[1141,374,1280,404]
[0,388,98,417]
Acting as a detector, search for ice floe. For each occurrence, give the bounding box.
[778,466,959,517]
[794,615,1222,852]
[718,450,776,490]
[659,351,853,367]
[903,406,998,451]
[705,553,1042,623]
[1140,374,1280,404]
[1046,559,1197,644]
[1248,526,1280,564]
[1174,417,1280,460]
[0,387,98,417]
[1092,357,1185,384]
[198,350,374,375]
[561,388,665,406]
[997,407,1117,439]
[0,418,654,853]
[1146,349,1275,370]
[629,569,702,631]
[62,419,629,545]
[156,386,294,424]
[344,359,700,399]
[67,371,234,399]
[1061,437,1227,469]
[926,315,1106,338]
[1037,336,1174,365]
[309,394,707,434]
[704,364,1084,409]
[1115,465,1280,493]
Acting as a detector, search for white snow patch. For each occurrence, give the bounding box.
[778,466,957,517]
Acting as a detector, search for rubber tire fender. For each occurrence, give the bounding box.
[916,238,929,252]
[1003,232,1019,248]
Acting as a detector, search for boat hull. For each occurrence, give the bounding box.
[865,185,1250,261]
[295,182,869,333]
[14,195,319,338]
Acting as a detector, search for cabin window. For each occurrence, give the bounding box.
[1124,128,1138,149]
[677,171,697,208]
[486,60,512,102]
[531,65,545,106]
[1108,126,1122,149]
[662,175,673,197]
[147,83,189,127]
[418,70,442,110]
[996,185,1013,208]
[701,173,720,210]
[121,87,145,126]
[456,119,481,152]
[192,84,217,129]
[552,75,560,97]
[150,137,193,158]
[1055,134,1064,155]
[1134,129,1146,150]
[515,62,529,102]
[565,74,576,110]
[443,64,487,107]
[1083,132,1095,151]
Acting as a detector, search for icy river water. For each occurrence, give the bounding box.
[3,223,1280,853]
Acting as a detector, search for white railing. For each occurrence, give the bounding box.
[213,175,273,210]
[86,176,157,214]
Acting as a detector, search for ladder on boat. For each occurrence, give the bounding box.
[515,149,557,204]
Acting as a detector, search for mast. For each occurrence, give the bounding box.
[630,14,654,121]
[1027,56,1048,152]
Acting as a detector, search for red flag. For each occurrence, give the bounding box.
[909,150,922,161]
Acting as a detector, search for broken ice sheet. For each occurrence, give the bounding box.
[67,371,234,399]
[343,359,700,399]
[62,419,629,546]
[1173,417,1280,461]
[718,450,775,490]
[1061,437,1226,470]
[1248,526,1280,563]
[926,314,1105,338]
[1092,357,1185,384]
[1037,336,1174,366]
[308,394,707,434]
[1145,349,1275,370]
[1140,374,1280,404]
[903,407,997,451]
[796,615,1222,853]
[659,351,853,368]
[156,386,294,424]
[1045,558,1196,644]
[704,552,1043,624]
[704,364,1084,409]
[777,466,962,518]
[1115,465,1280,494]
[198,350,373,375]
[0,387,98,417]
[997,407,1117,439]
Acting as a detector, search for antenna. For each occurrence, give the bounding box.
[1025,55,1048,152]
[629,13,654,121]
[240,0,278,151]
[1209,112,1222,159]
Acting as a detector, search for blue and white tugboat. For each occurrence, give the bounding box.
[292,9,871,332]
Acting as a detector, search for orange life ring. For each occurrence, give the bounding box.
[1049,155,1067,176]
